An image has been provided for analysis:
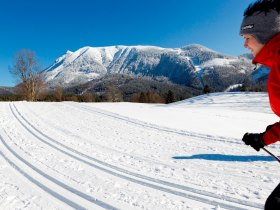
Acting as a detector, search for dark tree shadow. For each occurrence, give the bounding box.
[172,154,276,162]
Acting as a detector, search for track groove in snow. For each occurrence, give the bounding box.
[0,151,86,210]
[5,103,121,209]
[0,131,115,210]
[0,152,69,209]
[65,102,242,145]
[19,102,275,180]
[10,102,263,210]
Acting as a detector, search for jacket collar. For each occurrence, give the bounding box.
[253,33,280,67]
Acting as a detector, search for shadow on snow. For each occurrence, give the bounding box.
[172,154,277,162]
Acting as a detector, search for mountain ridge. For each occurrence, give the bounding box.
[43,44,259,91]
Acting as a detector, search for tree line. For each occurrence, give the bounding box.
[0,87,180,104]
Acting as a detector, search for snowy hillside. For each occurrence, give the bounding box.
[0,86,14,95]
[43,44,255,90]
[0,92,279,209]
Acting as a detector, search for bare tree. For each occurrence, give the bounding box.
[54,86,63,102]
[104,86,123,102]
[81,92,95,102]
[10,49,45,101]
[131,91,165,103]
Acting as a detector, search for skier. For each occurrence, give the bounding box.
[240,0,280,209]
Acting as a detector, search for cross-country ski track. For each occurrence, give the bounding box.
[0,93,279,209]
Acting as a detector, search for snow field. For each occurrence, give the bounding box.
[0,92,279,209]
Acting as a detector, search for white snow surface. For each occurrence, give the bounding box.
[224,84,243,92]
[0,92,279,210]
[201,58,236,68]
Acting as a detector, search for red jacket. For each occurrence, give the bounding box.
[253,33,280,145]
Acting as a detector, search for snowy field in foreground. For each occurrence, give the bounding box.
[0,92,279,210]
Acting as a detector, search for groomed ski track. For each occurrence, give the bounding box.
[0,101,265,209]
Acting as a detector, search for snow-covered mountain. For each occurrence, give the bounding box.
[0,87,14,95]
[43,44,256,90]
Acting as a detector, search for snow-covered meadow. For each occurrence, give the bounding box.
[0,92,279,210]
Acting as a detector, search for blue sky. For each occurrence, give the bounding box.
[1,0,253,87]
